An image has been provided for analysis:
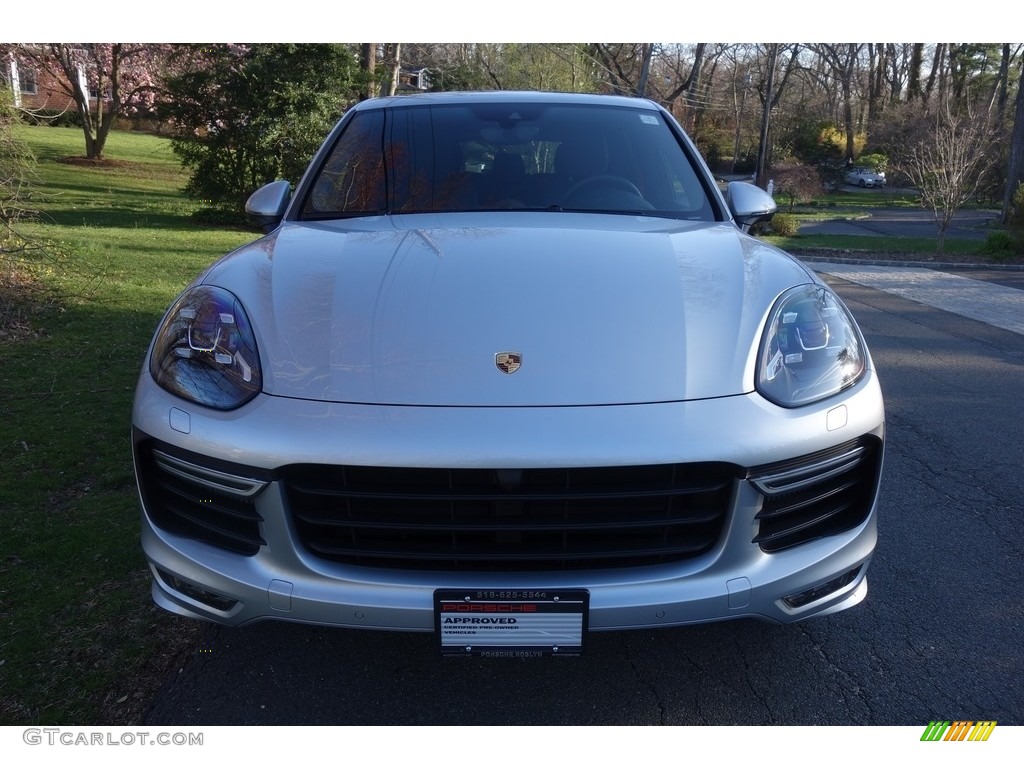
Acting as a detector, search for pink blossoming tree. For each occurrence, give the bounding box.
[14,43,173,160]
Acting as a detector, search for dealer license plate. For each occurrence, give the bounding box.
[434,589,589,657]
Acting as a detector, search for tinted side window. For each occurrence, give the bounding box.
[302,110,386,217]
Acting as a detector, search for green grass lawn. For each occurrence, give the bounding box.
[764,233,989,258]
[769,189,1012,259]
[1,125,257,724]
[803,189,923,208]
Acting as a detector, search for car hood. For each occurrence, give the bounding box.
[201,212,814,407]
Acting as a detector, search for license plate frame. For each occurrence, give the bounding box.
[434,589,589,657]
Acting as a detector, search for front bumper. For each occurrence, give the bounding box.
[134,372,884,631]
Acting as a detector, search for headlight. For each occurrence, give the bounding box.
[150,286,262,410]
[757,285,866,408]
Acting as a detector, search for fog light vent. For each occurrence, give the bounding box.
[157,568,238,612]
[782,566,860,609]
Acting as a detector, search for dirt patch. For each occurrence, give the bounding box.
[0,261,50,344]
[0,315,42,344]
[56,156,137,170]
[96,590,205,726]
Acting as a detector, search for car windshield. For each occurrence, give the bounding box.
[299,102,719,221]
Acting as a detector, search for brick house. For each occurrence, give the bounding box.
[4,50,99,113]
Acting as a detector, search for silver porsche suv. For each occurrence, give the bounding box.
[133,91,884,656]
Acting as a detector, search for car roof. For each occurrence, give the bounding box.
[351,90,663,113]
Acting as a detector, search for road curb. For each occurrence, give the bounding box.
[789,253,1024,272]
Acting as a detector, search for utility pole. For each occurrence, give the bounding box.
[755,44,778,190]
[636,44,653,98]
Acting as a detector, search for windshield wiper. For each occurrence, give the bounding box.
[300,210,386,221]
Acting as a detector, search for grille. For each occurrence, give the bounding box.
[750,437,882,553]
[136,444,266,555]
[283,463,737,571]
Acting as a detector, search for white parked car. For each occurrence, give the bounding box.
[845,166,886,188]
[133,92,884,656]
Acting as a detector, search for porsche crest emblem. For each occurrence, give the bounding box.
[495,352,522,374]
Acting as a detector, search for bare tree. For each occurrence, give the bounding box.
[884,44,914,104]
[1002,61,1024,224]
[866,43,886,122]
[359,43,377,100]
[725,46,755,173]
[381,44,402,97]
[753,44,800,189]
[813,44,864,161]
[660,43,708,126]
[989,43,1012,118]
[591,43,664,97]
[897,101,997,253]
[907,44,925,102]
[0,93,33,235]
[924,44,946,103]
[1,89,49,338]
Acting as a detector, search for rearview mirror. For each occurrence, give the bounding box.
[245,180,292,233]
[727,181,777,233]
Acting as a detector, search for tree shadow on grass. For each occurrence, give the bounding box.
[42,208,196,230]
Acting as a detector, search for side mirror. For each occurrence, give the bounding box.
[727,181,777,233]
[245,180,292,233]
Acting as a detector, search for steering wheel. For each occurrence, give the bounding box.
[563,175,645,206]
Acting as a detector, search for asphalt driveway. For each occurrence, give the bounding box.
[798,206,998,241]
